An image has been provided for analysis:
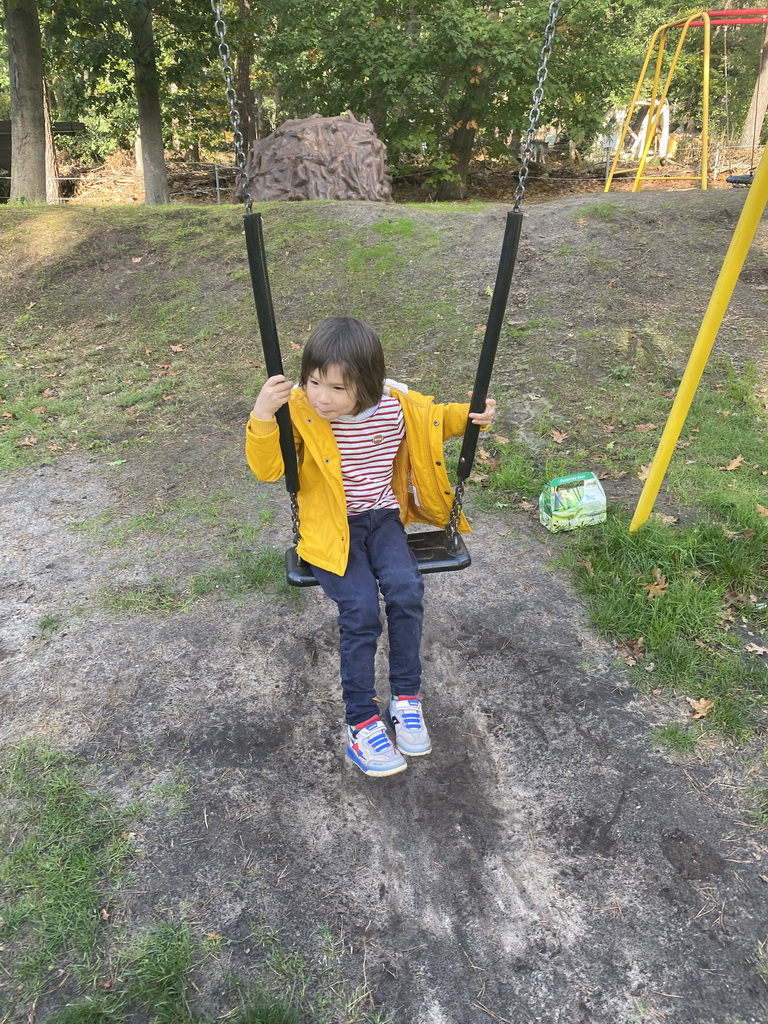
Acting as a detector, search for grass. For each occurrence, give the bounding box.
[0,744,136,994]
[69,492,298,612]
[0,744,390,1024]
[561,511,767,739]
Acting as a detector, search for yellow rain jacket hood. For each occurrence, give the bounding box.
[245,381,474,576]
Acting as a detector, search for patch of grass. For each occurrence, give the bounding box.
[562,511,768,739]
[97,545,296,615]
[36,612,65,637]
[100,579,186,613]
[653,723,698,755]
[574,202,618,221]
[120,922,196,1024]
[0,744,135,995]
[190,546,294,600]
[750,938,768,984]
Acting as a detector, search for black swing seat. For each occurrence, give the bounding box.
[726,173,753,186]
[285,529,471,587]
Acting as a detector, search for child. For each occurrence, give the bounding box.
[246,317,496,778]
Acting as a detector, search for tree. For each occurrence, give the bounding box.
[127,2,169,203]
[739,22,768,153]
[258,0,652,198]
[3,0,46,201]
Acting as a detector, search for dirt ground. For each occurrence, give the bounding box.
[2,189,768,1024]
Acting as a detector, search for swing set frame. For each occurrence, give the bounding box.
[605,8,768,193]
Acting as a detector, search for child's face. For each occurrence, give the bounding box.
[305,364,358,419]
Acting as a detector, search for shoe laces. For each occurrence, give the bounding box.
[394,699,423,731]
[355,719,391,753]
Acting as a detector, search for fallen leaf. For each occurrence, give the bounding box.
[720,454,744,471]
[170,344,184,352]
[26,301,37,309]
[551,428,569,444]
[637,464,651,481]
[42,388,56,397]
[131,256,143,263]
[757,503,768,518]
[19,435,38,447]
[100,908,110,921]
[31,406,46,414]
[687,696,714,719]
[643,569,668,599]
[662,389,677,398]
[745,643,768,655]
[518,500,535,511]
[635,423,657,433]
[650,512,678,525]
[618,636,645,665]
[494,434,509,444]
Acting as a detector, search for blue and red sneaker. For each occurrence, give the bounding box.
[346,716,407,777]
[388,696,432,756]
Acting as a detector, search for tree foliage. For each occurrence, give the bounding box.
[3,0,765,199]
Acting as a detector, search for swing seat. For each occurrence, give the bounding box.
[726,173,753,186]
[285,530,471,587]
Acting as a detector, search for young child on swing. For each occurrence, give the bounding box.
[246,317,496,778]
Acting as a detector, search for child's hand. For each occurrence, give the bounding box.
[468,393,497,427]
[252,375,293,420]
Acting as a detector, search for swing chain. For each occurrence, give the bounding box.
[514,0,559,212]
[290,491,301,548]
[445,480,465,552]
[210,0,252,212]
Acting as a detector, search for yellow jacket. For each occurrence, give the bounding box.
[245,381,473,575]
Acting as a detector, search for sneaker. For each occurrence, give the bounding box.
[388,696,432,756]
[346,716,407,777]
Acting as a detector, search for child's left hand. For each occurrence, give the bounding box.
[468,393,497,427]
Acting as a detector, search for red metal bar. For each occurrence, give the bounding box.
[706,8,768,15]
[687,17,768,25]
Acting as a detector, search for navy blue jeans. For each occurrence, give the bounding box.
[311,508,425,726]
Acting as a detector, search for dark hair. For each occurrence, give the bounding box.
[300,317,385,414]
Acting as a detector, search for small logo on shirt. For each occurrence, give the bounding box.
[373,435,383,445]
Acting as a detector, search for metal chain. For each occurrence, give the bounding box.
[514,0,560,211]
[290,492,302,547]
[210,0,253,211]
[445,481,465,551]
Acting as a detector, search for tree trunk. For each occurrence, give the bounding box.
[739,23,768,155]
[436,122,476,201]
[237,0,256,148]
[3,0,47,202]
[43,80,61,203]
[127,2,170,205]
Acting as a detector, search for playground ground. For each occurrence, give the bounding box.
[1,189,767,1024]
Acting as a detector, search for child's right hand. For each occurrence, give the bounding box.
[251,375,293,420]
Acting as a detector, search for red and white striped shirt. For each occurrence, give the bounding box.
[330,395,405,513]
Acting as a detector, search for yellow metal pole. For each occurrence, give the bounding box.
[630,142,768,531]
[630,31,668,192]
[633,15,701,191]
[605,25,666,192]
[701,13,711,189]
